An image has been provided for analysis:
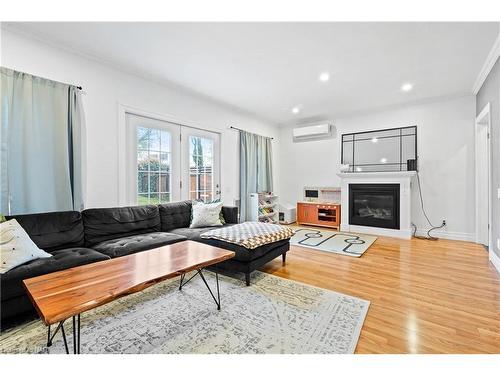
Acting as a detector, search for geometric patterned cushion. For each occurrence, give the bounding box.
[201,222,293,249]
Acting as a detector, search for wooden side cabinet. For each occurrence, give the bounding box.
[296,202,341,229]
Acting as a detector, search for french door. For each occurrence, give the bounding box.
[180,127,221,202]
[125,113,220,205]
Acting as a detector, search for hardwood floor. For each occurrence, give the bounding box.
[260,228,500,353]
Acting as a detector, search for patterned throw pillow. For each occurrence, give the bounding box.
[190,201,224,229]
[194,199,226,224]
[1,219,52,274]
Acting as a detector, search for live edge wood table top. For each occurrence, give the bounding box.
[23,240,235,326]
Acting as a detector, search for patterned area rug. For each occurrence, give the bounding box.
[290,229,377,257]
[0,271,369,354]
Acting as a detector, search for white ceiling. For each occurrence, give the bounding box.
[4,22,499,126]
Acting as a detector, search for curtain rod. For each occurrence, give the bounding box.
[2,66,83,90]
[229,126,274,140]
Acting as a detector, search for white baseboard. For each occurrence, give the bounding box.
[490,250,500,273]
[342,224,412,239]
[413,229,475,242]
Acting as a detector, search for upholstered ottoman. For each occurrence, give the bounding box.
[198,222,293,285]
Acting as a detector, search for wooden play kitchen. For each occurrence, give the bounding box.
[296,202,341,229]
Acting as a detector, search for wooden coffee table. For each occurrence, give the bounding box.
[23,240,235,354]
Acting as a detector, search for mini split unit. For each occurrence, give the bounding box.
[292,123,333,141]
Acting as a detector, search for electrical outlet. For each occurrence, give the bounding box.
[497,238,500,251]
[498,188,500,199]
[442,220,446,226]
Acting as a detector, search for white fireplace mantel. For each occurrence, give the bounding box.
[337,171,416,239]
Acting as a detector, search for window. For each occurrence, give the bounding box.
[136,126,172,204]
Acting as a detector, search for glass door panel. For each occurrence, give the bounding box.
[126,113,180,205]
[181,128,220,202]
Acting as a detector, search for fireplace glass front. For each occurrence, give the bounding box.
[349,184,400,229]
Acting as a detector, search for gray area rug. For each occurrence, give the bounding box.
[0,271,369,354]
[290,228,377,257]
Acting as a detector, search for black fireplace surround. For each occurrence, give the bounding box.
[349,184,400,230]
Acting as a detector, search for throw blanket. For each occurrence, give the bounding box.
[200,222,294,249]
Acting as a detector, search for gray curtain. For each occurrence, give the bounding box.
[239,131,273,221]
[0,67,86,214]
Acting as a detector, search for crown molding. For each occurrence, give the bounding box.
[1,24,278,127]
[472,31,500,95]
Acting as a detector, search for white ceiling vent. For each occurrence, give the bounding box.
[292,123,332,142]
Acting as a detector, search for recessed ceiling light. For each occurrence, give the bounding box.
[371,137,378,143]
[291,106,300,114]
[380,158,387,163]
[401,83,413,92]
[319,72,330,82]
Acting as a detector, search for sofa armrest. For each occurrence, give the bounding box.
[221,206,239,224]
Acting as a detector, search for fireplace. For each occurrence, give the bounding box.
[349,184,400,230]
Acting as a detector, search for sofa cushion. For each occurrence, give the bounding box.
[159,201,192,231]
[0,247,109,301]
[221,206,239,224]
[167,225,235,242]
[91,232,186,258]
[82,205,160,247]
[5,211,85,252]
[167,226,288,262]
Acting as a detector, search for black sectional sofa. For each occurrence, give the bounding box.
[1,201,289,325]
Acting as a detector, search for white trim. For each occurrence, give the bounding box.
[490,250,500,274]
[341,223,412,240]
[476,102,491,124]
[337,171,416,178]
[414,229,475,243]
[472,32,500,94]
[474,103,492,250]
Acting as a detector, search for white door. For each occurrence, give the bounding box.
[180,127,221,202]
[125,113,181,205]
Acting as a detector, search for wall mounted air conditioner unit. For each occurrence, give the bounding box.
[292,123,332,142]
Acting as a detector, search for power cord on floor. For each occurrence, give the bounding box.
[412,171,446,240]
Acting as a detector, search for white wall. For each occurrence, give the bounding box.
[1,29,279,209]
[279,96,476,241]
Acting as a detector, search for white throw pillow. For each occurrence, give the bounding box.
[0,219,52,274]
[190,201,224,228]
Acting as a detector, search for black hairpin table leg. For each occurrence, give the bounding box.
[72,315,81,354]
[59,321,69,354]
[178,268,221,310]
[198,268,221,310]
[46,314,81,354]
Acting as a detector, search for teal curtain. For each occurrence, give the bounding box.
[0,67,85,214]
[239,131,273,221]
[68,86,87,211]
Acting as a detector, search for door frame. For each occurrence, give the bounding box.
[117,104,222,206]
[475,102,492,249]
